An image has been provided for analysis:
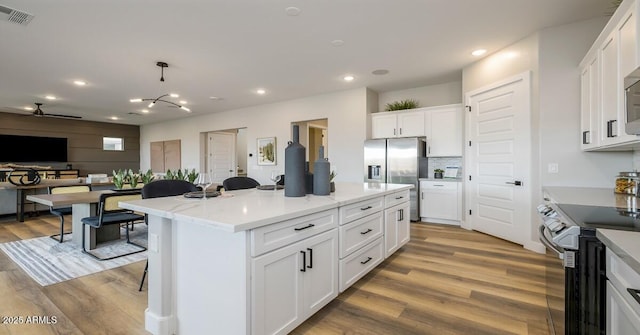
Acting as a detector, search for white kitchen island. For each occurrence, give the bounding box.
[119,182,412,335]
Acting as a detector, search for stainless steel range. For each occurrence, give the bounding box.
[538,188,640,335]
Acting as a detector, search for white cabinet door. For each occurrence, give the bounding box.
[397,111,425,137]
[425,104,463,157]
[371,113,397,139]
[252,240,303,335]
[252,229,338,335]
[384,202,410,257]
[600,33,620,146]
[581,56,600,150]
[619,5,638,80]
[396,201,411,247]
[420,181,460,221]
[607,282,640,335]
[302,229,339,315]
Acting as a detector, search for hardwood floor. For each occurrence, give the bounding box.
[0,215,549,335]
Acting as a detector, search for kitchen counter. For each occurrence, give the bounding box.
[597,229,640,274]
[118,182,412,335]
[120,182,411,233]
[418,178,461,182]
[544,186,638,209]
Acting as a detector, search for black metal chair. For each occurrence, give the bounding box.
[48,184,91,243]
[80,190,146,261]
[222,176,260,191]
[138,179,199,291]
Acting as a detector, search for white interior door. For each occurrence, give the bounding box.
[466,72,531,245]
[207,132,237,183]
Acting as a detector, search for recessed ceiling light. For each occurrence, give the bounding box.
[209,96,223,100]
[331,39,345,47]
[45,95,56,100]
[130,98,142,103]
[372,69,389,75]
[73,80,87,86]
[471,49,487,56]
[343,75,355,82]
[141,109,149,114]
[256,89,266,95]
[179,100,187,104]
[110,116,119,120]
[285,7,301,16]
[24,106,33,111]
[169,93,179,98]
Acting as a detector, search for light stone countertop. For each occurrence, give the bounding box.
[119,182,412,233]
[597,229,640,274]
[418,178,462,182]
[543,186,638,209]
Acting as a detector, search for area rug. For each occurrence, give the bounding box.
[0,225,147,286]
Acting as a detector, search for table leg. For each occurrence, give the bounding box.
[16,189,25,222]
[72,203,122,250]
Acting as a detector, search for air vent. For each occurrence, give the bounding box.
[0,5,34,26]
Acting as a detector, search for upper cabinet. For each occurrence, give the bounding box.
[371,109,425,138]
[580,0,640,150]
[425,104,463,157]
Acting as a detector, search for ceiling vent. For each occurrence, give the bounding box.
[0,5,34,26]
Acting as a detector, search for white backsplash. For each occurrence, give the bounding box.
[427,157,463,178]
[633,150,640,171]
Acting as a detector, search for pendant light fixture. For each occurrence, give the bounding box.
[129,61,191,112]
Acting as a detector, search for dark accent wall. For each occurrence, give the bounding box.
[0,112,140,176]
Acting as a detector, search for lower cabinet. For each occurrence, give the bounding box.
[251,229,338,335]
[419,180,461,223]
[384,201,410,257]
[606,249,640,335]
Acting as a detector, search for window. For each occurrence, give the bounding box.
[103,137,124,151]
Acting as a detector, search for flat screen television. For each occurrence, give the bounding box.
[0,134,68,162]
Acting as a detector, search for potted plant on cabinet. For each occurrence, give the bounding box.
[434,169,444,179]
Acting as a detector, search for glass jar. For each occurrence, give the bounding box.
[615,172,639,194]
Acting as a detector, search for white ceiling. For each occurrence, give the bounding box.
[0,0,613,125]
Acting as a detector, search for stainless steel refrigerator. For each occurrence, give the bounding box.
[364,137,427,221]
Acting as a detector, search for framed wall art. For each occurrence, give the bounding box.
[257,137,276,165]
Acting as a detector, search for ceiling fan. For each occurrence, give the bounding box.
[30,103,82,119]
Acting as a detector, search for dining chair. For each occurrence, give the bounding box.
[48,184,91,243]
[80,190,146,261]
[138,179,199,291]
[222,176,260,191]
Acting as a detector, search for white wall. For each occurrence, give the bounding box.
[377,81,462,112]
[461,17,631,252]
[140,88,368,185]
[539,17,632,187]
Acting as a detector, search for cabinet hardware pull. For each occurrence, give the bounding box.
[294,224,315,231]
[434,184,444,187]
[395,196,404,200]
[399,128,402,135]
[393,128,396,135]
[421,192,424,200]
[607,120,617,138]
[360,206,372,211]
[300,250,306,272]
[582,130,590,144]
[627,288,640,306]
[360,228,373,235]
[307,248,313,269]
[399,209,404,221]
[360,257,373,265]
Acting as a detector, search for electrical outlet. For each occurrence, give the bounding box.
[548,163,559,174]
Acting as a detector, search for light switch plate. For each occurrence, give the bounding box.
[548,163,558,174]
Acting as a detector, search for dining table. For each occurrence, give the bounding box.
[26,190,121,250]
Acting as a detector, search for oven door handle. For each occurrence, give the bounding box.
[538,224,564,258]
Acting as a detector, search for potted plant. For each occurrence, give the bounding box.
[112,169,127,189]
[384,99,419,111]
[186,169,199,183]
[127,169,140,188]
[434,169,444,179]
[140,169,155,185]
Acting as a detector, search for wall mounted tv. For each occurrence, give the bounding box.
[0,134,68,162]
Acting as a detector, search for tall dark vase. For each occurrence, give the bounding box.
[313,146,330,195]
[284,125,306,197]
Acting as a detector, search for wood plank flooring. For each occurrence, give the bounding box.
[0,215,549,335]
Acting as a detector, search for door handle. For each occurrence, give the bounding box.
[506,180,522,186]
